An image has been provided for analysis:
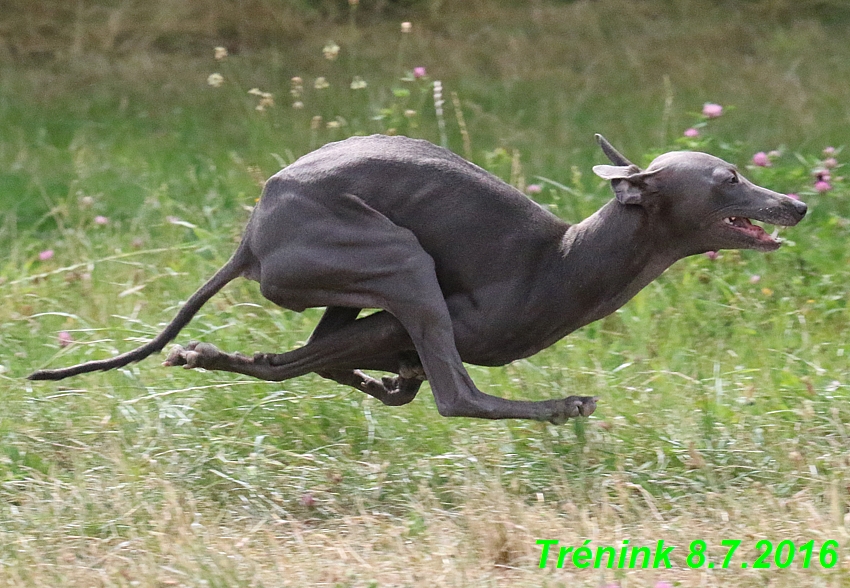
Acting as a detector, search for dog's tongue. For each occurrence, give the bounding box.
[729,216,771,241]
[729,216,753,228]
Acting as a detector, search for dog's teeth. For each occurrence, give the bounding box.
[771,228,779,239]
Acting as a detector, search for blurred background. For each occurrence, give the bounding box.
[3,0,850,227]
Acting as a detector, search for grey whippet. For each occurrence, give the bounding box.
[28,134,807,424]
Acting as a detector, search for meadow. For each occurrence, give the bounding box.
[2,0,850,586]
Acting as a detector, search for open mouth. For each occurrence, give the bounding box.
[720,216,780,248]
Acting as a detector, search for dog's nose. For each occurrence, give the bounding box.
[791,198,808,217]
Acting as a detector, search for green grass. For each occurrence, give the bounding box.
[3,1,850,586]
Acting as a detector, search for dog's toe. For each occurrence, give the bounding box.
[183,350,202,369]
[162,344,188,367]
[163,342,222,369]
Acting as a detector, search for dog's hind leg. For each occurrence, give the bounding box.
[164,310,410,380]
[317,368,423,406]
[306,306,361,343]
[303,306,416,400]
[166,303,425,403]
[303,306,422,404]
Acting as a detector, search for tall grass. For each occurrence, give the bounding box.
[2,1,850,586]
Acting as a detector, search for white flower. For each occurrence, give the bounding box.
[323,41,340,60]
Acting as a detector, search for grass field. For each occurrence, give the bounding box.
[3,1,850,586]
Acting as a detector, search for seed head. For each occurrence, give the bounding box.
[291,77,304,98]
[323,41,340,61]
[207,73,224,87]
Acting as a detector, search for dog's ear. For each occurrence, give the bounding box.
[594,134,634,166]
[593,165,662,206]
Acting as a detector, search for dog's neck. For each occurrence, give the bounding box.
[550,200,681,328]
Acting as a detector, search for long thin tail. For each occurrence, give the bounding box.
[27,248,250,381]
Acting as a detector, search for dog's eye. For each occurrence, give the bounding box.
[727,172,739,184]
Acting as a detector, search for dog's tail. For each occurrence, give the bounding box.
[27,246,252,381]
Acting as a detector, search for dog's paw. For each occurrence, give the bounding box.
[361,377,387,396]
[548,395,598,425]
[357,374,420,406]
[163,341,220,369]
